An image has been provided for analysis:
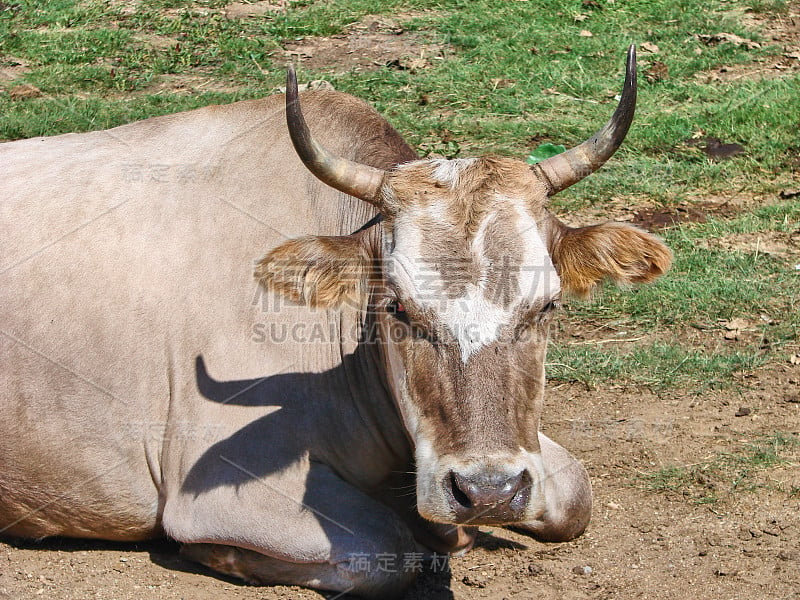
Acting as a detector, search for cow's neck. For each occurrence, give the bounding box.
[312,221,414,490]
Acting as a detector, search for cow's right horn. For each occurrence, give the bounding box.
[531,45,637,196]
[285,65,386,205]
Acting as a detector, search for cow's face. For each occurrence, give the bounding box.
[258,154,671,525]
[260,47,672,526]
[372,156,672,524]
[376,157,558,524]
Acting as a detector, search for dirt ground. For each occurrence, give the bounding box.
[2,3,800,600]
[2,368,798,600]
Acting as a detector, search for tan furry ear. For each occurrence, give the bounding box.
[255,234,372,308]
[551,223,672,297]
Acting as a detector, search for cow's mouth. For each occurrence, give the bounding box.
[443,468,532,525]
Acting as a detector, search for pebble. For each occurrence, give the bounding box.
[572,565,592,575]
[461,574,487,588]
[527,563,545,576]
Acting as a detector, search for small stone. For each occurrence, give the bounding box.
[714,568,738,576]
[606,501,621,510]
[734,406,751,417]
[527,563,545,576]
[462,574,487,588]
[572,565,592,575]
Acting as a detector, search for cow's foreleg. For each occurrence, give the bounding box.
[512,433,592,542]
[163,463,420,599]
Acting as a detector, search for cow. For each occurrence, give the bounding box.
[0,45,670,598]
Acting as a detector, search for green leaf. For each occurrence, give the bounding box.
[526,143,566,165]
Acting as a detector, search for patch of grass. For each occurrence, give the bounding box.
[747,0,791,14]
[639,433,800,504]
[547,341,769,389]
[2,0,798,206]
[551,199,799,387]
[4,28,132,65]
[338,0,800,204]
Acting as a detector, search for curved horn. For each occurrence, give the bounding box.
[285,64,385,205]
[532,45,637,195]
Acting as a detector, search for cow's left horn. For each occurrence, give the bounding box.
[285,64,386,205]
[532,45,637,195]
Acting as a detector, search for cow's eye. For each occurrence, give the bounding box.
[517,299,561,335]
[536,299,561,323]
[386,300,439,344]
[541,299,562,314]
[387,300,410,324]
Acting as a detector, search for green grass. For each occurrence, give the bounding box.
[1,0,798,391]
[640,433,800,504]
[548,199,799,388]
[547,342,771,390]
[3,0,799,204]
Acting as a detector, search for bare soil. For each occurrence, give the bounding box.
[2,367,798,600]
[695,2,800,83]
[2,5,800,600]
[282,13,449,75]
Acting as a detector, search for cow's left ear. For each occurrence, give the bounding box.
[551,222,672,297]
[255,234,372,308]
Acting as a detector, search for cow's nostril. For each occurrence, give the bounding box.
[449,471,473,509]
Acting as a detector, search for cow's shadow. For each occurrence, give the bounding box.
[181,351,455,599]
[182,353,344,493]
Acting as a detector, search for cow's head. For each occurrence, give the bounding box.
[258,47,671,526]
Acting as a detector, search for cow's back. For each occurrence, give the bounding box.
[0,91,412,539]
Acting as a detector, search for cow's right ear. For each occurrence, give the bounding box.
[255,234,372,309]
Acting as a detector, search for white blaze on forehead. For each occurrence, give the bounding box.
[430,158,477,188]
[386,196,560,363]
[440,285,510,362]
[502,195,561,302]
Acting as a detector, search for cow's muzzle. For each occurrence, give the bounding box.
[445,468,532,524]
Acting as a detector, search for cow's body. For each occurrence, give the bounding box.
[1,48,671,598]
[0,92,431,588]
